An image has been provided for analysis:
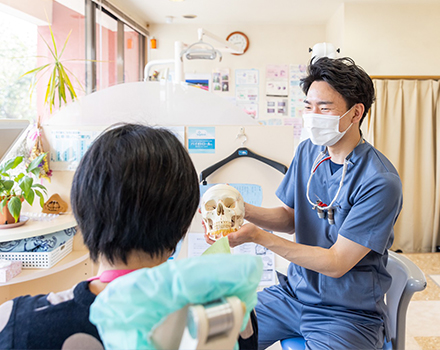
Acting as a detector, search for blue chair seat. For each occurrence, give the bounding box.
[280,337,305,350]
[280,337,392,350]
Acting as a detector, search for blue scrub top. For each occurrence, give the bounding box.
[276,139,402,328]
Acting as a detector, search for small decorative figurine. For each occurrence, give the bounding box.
[43,194,68,214]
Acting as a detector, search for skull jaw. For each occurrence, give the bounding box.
[206,220,238,241]
[208,227,238,240]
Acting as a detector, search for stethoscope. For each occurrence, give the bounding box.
[306,152,349,225]
[306,138,364,225]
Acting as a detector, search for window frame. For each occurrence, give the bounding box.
[85,0,147,93]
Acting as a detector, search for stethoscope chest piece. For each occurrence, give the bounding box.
[307,151,349,226]
[313,200,335,225]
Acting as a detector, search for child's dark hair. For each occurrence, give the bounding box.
[300,57,375,125]
[71,123,199,263]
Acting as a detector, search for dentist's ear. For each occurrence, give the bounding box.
[352,103,364,124]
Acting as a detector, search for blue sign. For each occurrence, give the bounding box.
[188,127,216,154]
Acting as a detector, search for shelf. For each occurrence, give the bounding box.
[0,214,77,243]
[0,249,89,286]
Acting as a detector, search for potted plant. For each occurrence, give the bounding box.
[0,153,47,225]
[21,25,81,114]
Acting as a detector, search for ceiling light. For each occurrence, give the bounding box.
[182,14,197,19]
[165,16,174,24]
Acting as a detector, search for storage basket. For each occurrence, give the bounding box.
[0,237,73,268]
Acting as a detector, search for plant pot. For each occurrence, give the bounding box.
[0,203,16,225]
[0,197,23,225]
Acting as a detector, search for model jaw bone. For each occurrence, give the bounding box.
[201,184,245,240]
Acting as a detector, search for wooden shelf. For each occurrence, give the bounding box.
[0,214,77,243]
[0,249,89,286]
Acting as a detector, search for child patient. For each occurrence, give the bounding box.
[0,123,258,350]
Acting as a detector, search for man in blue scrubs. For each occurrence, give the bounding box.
[227,57,403,349]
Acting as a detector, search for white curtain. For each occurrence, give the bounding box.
[365,79,440,253]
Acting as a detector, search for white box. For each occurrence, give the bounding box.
[0,260,22,282]
[0,238,73,268]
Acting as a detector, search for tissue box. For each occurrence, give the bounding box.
[0,260,22,283]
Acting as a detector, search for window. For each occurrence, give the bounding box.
[0,0,147,120]
[95,8,118,91]
[0,11,37,120]
[124,24,140,83]
[37,0,86,115]
[88,0,147,93]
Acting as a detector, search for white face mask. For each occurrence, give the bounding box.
[303,106,354,147]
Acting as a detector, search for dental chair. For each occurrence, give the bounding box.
[152,296,245,350]
[281,251,427,350]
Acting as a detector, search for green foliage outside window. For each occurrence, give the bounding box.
[0,12,37,121]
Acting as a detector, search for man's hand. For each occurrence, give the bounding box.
[227,223,260,248]
[204,232,216,245]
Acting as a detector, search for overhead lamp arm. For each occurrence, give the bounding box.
[197,28,243,54]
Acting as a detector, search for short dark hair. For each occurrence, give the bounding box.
[71,124,199,263]
[300,57,375,126]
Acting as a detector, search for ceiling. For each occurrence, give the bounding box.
[116,0,433,26]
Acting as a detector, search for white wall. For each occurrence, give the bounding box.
[147,23,325,120]
[0,0,52,25]
[146,2,440,79]
[326,4,344,54]
[148,23,325,71]
[343,2,440,75]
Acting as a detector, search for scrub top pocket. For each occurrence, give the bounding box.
[333,206,350,227]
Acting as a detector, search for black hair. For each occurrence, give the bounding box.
[71,123,199,263]
[300,57,375,126]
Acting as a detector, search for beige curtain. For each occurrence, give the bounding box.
[365,79,440,253]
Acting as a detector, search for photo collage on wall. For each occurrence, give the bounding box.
[209,64,306,136]
[212,68,230,93]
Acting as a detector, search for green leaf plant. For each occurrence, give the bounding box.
[0,153,47,223]
[20,24,83,114]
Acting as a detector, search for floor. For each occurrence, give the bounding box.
[403,253,440,350]
[267,253,440,350]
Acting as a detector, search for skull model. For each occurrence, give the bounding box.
[201,184,245,240]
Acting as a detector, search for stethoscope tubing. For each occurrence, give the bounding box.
[306,152,349,212]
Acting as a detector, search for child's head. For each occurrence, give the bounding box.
[71,124,199,263]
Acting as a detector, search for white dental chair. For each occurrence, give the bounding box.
[281,251,427,350]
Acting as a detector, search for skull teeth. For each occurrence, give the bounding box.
[213,221,232,230]
[209,228,238,240]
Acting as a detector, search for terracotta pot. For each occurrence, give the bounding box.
[0,197,22,225]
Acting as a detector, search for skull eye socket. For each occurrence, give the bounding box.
[205,200,216,211]
[223,198,236,208]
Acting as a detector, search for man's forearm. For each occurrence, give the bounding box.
[245,203,294,234]
[253,228,370,278]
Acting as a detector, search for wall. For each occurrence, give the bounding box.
[326,4,344,54]
[146,2,440,80]
[0,0,52,25]
[147,23,325,121]
[343,2,440,75]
